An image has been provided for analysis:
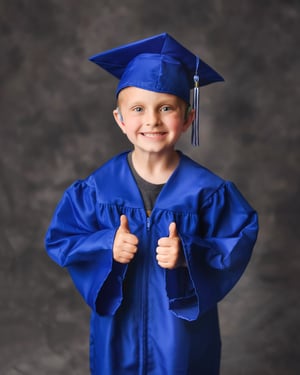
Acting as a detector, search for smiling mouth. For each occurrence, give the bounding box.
[141,132,167,137]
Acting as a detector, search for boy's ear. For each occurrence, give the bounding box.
[183,107,195,132]
[113,108,126,133]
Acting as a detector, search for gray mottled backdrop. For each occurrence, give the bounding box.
[1,0,299,374]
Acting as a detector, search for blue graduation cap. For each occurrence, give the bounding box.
[89,33,224,146]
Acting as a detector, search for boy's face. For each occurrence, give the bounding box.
[113,87,194,155]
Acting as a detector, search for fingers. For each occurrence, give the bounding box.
[118,215,138,245]
[156,222,183,269]
[113,215,138,264]
[168,222,177,238]
[115,245,137,263]
[119,214,130,233]
[114,219,184,268]
[157,222,178,247]
[156,244,179,269]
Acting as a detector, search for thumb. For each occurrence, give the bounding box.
[168,222,178,238]
[119,214,130,233]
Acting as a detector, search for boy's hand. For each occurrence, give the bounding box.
[113,215,139,264]
[156,222,186,269]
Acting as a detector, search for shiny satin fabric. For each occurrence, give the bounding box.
[45,151,258,374]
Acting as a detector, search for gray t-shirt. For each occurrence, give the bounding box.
[127,152,164,216]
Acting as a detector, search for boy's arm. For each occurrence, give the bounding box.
[45,181,127,315]
[94,214,139,315]
[165,181,258,321]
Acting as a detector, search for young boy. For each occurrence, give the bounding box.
[45,33,258,375]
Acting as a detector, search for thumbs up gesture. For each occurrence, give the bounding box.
[113,215,139,264]
[156,222,186,269]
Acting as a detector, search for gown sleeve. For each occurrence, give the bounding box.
[44,180,127,315]
[167,181,258,321]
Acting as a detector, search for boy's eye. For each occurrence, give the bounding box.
[161,106,171,112]
[133,106,143,112]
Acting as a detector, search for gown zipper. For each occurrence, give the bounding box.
[146,216,151,231]
[141,213,151,374]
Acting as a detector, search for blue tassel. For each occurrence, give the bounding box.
[192,57,200,146]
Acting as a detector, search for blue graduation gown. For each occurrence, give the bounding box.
[45,151,258,375]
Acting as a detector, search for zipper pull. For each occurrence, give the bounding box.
[146,216,151,231]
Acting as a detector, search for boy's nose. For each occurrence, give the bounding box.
[145,110,161,126]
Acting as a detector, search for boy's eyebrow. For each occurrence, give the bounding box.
[124,101,146,108]
[123,101,181,109]
[122,96,183,106]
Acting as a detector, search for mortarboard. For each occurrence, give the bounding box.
[89,33,224,146]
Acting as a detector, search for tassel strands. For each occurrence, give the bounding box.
[192,57,200,146]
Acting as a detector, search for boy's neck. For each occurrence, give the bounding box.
[131,149,180,184]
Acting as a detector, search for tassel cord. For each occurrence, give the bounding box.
[192,76,200,146]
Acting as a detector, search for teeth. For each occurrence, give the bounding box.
[143,132,165,137]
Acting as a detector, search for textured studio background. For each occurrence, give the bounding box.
[0,1,299,374]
